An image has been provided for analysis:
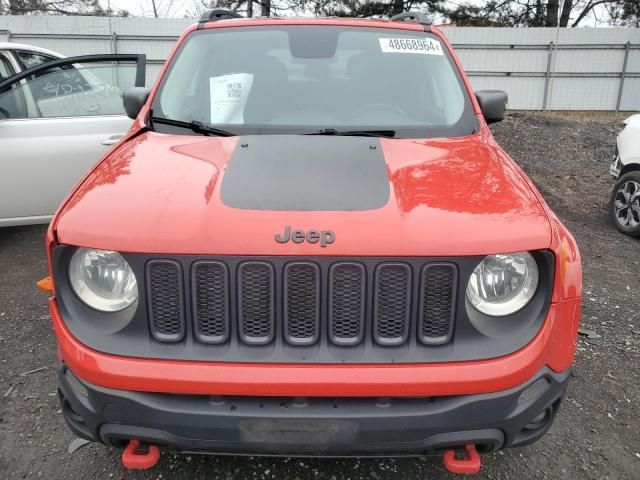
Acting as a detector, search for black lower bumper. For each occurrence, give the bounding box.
[58,364,569,457]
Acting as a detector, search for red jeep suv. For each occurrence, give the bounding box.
[43,10,582,473]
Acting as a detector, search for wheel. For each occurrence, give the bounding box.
[610,171,640,237]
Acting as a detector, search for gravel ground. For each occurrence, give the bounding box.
[1,111,639,479]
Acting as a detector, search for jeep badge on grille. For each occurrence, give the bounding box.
[275,226,335,247]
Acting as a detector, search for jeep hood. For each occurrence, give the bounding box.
[55,131,552,256]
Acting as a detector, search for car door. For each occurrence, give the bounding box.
[0,54,145,226]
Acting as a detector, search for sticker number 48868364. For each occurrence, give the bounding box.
[379,38,444,55]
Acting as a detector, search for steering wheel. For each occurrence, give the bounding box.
[349,103,408,121]
[0,106,10,119]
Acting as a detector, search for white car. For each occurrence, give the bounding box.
[0,42,65,76]
[610,114,640,237]
[0,43,146,227]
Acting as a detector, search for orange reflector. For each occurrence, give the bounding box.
[36,276,53,292]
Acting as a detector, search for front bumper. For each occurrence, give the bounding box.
[48,296,581,397]
[59,364,570,457]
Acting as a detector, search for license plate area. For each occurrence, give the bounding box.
[239,419,358,447]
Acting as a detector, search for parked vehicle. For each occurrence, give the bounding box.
[0,44,145,227]
[609,114,640,237]
[40,10,582,475]
[0,42,65,78]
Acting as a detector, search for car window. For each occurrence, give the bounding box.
[0,55,26,118]
[153,26,477,138]
[0,60,139,119]
[13,50,57,70]
[27,65,93,103]
[0,54,15,81]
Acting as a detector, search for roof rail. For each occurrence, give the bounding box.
[199,9,243,23]
[390,11,432,29]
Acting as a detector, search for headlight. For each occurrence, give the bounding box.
[69,248,138,312]
[466,252,538,316]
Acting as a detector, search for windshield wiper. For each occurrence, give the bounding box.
[305,128,396,138]
[150,116,236,137]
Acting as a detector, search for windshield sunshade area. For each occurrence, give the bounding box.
[152,26,478,138]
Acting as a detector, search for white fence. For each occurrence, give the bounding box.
[450,27,640,111]
[0,15,638,111]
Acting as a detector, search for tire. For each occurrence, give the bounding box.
[610,171,640,238]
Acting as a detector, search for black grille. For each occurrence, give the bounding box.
[192,261,229,344]
[328,263,366,345]
[145,257,458,354]
[146,260,185,342]
[373,263,411,346]
[284,262,320,345]
[419,264,457,345]
[238,262,275,345]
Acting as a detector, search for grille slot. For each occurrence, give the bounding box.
[373,263,411,346]
[328,262,366,346]
[284,262,320,345]
[146,260,185,342]
[238,262,275,345]
[192,261,229,344]
[419,263,457,345]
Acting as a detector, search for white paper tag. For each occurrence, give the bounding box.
[379,38,444,55]
[209,73,254,124]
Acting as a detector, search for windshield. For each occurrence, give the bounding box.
[152,26,477,138]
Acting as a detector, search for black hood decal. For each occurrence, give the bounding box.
[220,135,390,211]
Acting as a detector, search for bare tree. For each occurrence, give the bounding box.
[545,0,559,25]
[143,0,178,17]
[286,1,444,18]
[187,0,273,17]
[443,0,638,27]
[3,0,128,16]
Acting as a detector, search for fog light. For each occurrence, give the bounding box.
[524,408,552,431]
[530,410,547,424]
[518,378,549,405]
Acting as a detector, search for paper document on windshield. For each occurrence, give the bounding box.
[209,73,254,124]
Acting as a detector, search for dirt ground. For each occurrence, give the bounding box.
[0,111,638,479]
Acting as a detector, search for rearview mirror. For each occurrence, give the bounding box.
[475,90,508,124]
[123,87,151,120]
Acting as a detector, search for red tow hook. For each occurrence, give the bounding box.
[443,444,481,474]
[122,439,161,470]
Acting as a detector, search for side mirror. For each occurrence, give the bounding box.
[123,87,151,120]
[475,90,508,124]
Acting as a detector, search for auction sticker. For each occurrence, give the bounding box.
[379,38,443,55]
[209,73,254,124]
